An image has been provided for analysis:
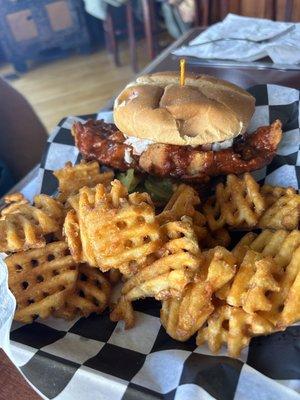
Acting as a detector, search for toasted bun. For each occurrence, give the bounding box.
[113,72,255,146]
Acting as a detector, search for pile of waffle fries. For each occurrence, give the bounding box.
[2,160,300,358]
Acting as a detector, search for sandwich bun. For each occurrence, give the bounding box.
[113,72,255,147]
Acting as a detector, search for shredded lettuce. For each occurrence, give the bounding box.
[117,169,141,193]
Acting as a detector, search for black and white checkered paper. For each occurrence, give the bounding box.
[2,85,300,400]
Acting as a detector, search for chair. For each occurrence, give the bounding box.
[206,0,300,22]
[217,0,276,20]
[194,0,210,26]
[103,4,122,67]
[103,1,158,72]
[276,0,300,22]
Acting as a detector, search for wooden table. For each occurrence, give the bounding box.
[1,27,300,400]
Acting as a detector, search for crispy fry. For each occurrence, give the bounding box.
[121,217,200,302]
[64,209,82,262]
[204,173,265,231]
[0,214,45,252]
[220,173,265,227]
[227,250,280,314]
[278,270,300,327]
[110,296,135,329]
[259,194,300,230]
[215,282,231,300]
[191,211,207,241]
[0,195,64,252]
[1,193,29,217]
[161,294,214,342]
[233,229,300,270]
[261,246,300,325]
[156,184,201,228]
[54,160,114,202]
[156,184,231,249]
[54,263,111,319]
[204,175,300,231]
[261,184,296,207]
[6,241,78,323]
[5,163,300,358]
[64,180,162,275]
[232,230,300,325]
[4,192,27,204]
[106,269,122,285]
[202,228,231,249]
[196,305,274,357]
[161,246,236,341]
[161,184,200,218]
[203,185,227,231]
[34,194,65,228]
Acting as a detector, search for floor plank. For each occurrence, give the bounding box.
[0,42,149,132]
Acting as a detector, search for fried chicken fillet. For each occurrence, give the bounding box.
[72,119,282,182]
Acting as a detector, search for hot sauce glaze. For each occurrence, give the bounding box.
[73,120,137,171]
[73,119,282,181]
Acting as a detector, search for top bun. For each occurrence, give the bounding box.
[113,72,255,146]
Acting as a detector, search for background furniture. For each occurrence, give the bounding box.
[103,0,159,72]
[0,0,90,72]
[109,0,300,71]
[209,0,300,22]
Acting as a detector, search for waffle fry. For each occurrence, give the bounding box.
[233,229,300,270]
[261,246,300,325]
[0,195,64,252]
[4,165,300,359]
[6,241,78,323]
[34,194,65,232]
[106,269,122,285]
[65,180,162,275]
[161,184,200,218]
[215,282,231,300]
[2,194,63,227]
[64,209,82,262]
[196,305,274,357]
[202,228,231,249]
[110,218,200,328]
[110,296,135,329]
[278,270,300,327]
[191,211,207,240]
[261,184,296,207]
[4,192,26,204]
[203,190,226,231]
[54,161,114,202]
[121,217,200,302]
[204,173,265,231]
[161,246,236,341]
[227,250,280,314]
[1,193,29,217]
[156,184,230,249]
[258,194,300,230]
[54,263,111,319]
[232,230,300,325]
[161,294,214,342]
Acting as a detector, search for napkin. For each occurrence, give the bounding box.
[173,13,300,65]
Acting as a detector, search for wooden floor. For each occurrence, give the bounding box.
[0,43,148,132]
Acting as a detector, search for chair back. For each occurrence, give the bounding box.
[194,0,300,24]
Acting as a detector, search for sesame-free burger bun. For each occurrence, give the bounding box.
[113,72,255,146]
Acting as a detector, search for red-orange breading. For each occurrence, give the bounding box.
[73,119,282,182]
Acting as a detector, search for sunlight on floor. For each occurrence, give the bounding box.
[0,42,149,132]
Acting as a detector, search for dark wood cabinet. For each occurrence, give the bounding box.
[0,0,90,72]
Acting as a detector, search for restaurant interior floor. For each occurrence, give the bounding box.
[0,40,150,133]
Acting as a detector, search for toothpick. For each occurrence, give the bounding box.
[180,58,186,87]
